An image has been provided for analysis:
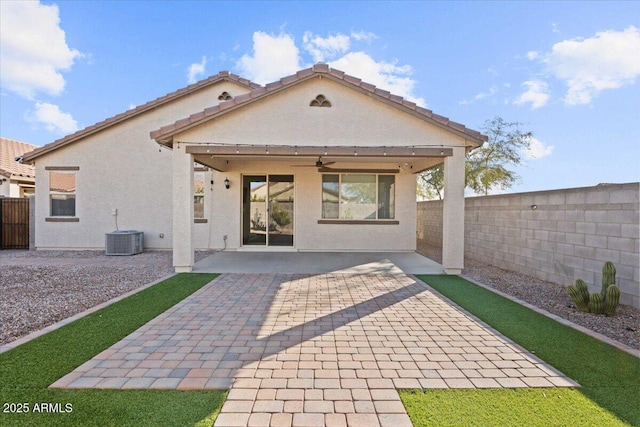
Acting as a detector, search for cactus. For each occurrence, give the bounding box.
[604,285,621,317]
[588,293,604,314]
[575,279,590,304]
[567,264,621,316]
[601,261,616,296]
[567,283,590,312]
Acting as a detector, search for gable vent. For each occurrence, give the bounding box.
[105,231,143,255]
[218,91,233,101]
[310,94,331,107]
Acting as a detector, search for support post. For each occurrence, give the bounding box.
[442,146,465,274]
[173,144,194,272]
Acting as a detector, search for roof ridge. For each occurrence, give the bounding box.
[151,64,488,144]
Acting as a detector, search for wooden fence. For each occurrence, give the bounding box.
[0,198,29,249]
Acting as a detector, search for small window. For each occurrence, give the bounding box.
[49,171,76,216]
[194,172,205,219]
[322,174,395,220]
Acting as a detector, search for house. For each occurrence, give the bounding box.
[0,137,37,198]
[20,64,487,273]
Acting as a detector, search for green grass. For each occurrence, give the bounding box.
[402,388,628,427]
[0,273,226,427]
[401,275,640,427]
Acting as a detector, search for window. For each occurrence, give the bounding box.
[49,171,76,216]
[322,174,395,220]
[194,171,205,219]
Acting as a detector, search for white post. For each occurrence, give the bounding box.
[173,143,194,272]
[442,146,465,274]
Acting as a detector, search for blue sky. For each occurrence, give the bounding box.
[1,1,638,194]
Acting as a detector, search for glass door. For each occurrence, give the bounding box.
[268,175,294,246]
[242,175,294,246]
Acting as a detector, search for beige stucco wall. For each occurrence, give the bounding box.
[32,73,469,259]
[174,76,471,253]
[177,77,467,148]
[201,161,417,252]
[33,81,251,250]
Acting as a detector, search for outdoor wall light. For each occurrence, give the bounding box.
[531,204,538,210]
[224,178,230,189]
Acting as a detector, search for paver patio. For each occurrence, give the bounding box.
[51,272,578,426]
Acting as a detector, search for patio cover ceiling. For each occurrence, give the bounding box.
[186,144,452,173]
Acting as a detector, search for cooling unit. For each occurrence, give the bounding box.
[105,230,143,256]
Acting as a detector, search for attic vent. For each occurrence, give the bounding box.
[105,231,143,256]
[218,91,233,101]
[310,94,331,107]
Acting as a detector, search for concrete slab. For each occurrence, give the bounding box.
[193,251,444,274]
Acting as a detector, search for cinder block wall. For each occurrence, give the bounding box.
[417,183,640,308]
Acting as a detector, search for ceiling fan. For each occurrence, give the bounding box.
[291,157,335,168]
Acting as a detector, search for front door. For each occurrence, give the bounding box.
[242,175,294,246]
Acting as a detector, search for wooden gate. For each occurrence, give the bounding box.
[0,198,30,249]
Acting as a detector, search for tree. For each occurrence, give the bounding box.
[417,166,444,200]
[418,116,533,199]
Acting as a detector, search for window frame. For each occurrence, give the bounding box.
[46,167,78,220]
[321,173,397,222]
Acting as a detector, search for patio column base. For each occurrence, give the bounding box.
[444,268,462,275]
[175,266,193,273]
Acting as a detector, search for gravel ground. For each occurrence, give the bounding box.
[418,243,640,351]
[0,250,213,345]
[2,248,638,351]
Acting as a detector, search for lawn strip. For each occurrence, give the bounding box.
[412,275,639,426]
[0,273,226,427]
[401,388,627,427]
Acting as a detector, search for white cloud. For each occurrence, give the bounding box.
[543,26,640,105]
[0,1,81,99]
[526,51,539,60]
[514,80,551,109]
[26,102,79,135]
[460,85,499,105]
[236,32,301,84]
[303,32,350,63]
[329,52,426,106]
[524,137,554,160]
[350,30,377,42]
[187,56,207,84]
[236,30,424,106]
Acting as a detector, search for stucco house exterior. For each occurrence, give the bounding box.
[20,64,486,273]
[0,137,37,198]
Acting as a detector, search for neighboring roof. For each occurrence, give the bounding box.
[151,63,488,146]
[20,71,260,164]
[0,137,37,178]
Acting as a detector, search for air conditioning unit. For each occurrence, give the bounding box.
[105,230,143,256]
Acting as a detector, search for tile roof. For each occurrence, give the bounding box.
[0,137,37,178]
[20,72,260,164]
[151,63,488,146]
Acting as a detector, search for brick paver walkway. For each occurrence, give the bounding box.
[52,273,578,426]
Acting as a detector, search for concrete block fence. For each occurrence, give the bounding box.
[417,183,640,308]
